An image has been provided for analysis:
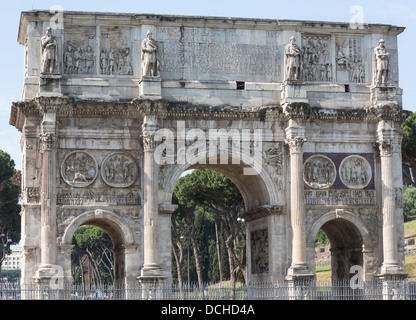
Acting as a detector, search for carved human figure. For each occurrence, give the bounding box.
[373,39,390,86]
[84,46,95,75]
[142,30,160,77]
[100,49,108,74]
[41,27,58,74]
[285,36,302,81]
[73,47,82,74]
[64,44,74,74]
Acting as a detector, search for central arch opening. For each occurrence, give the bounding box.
[170,168,248,295]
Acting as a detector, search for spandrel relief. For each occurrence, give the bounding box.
[301,35,332,82]
[100,27,133,76]
[335,37,365,83]
[61,151,98,187]
[339,155,372,189]
[101,153,138,188]
[64,27,97,75]
[304,155,336,190]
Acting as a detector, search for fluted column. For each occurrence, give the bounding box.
[377,136,400,273]
[141,115,163,277]
[34,97,67,290]
[286,135,308,270]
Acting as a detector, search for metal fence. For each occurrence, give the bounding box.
[0,280,415,300]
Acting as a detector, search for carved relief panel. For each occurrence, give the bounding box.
[301,35,332,82]
[304,155,336,190]
[339,155,372,189]
[263,142,284,190]
[101,152,139,188]
[335,36,365,83]
[63,27,97,75]
[61,151,98,187]
[251,229,269,274]
[304,153,375,206]
[100,27,133,75]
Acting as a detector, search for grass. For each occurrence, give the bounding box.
[404,219,416,237]
[315,256,416,281]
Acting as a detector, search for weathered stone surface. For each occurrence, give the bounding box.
[11,10,411,287]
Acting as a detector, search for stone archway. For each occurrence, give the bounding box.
[60,209,139,286]
[308,210,373,281]
[160,152,286,283]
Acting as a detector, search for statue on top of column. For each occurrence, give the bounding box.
[373,39,391,86]
[141,30,160,78]
[41,27,59,75]
[284,36,302,81]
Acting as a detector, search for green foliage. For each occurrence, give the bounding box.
[402,112,416,159]
[315,229,330,246]
[171,169,244,284]
[0,150,21,250]
[71,226,114,285]
[403,185,416,222]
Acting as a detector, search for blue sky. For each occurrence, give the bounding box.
[1,0,415,170]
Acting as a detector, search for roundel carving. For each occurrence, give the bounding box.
[101,153,138,188]
[304,155,336,190]
[61,151,99,187]
[339,155,372,189]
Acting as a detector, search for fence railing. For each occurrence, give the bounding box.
[0,280,415,300]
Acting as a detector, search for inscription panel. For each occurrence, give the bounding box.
[157,27,281,82]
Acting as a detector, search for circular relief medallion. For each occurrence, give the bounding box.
[101,153,138,188]
[61,151,98,187]
[339,155,372,189]
[304,155,336,190]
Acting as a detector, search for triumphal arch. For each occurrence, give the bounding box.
[10,10,410,288]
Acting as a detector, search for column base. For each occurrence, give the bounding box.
[377,261,407,280]
[33,264,65,300]
[285,263,315,282]
[137,274,169,300]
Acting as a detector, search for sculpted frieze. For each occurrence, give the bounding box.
[335,36,365,83]
[251,229,269,274]
[339,155,372,189]
[100,27,133,76]
[301,35,332,82]
[61,151,98,187]
[101,153,139,188]
[64,27,97,75]
[263,142,284,190]
[304,155,336,190]
[57,189,141,206]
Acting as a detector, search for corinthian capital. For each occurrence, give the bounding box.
[285,136,306,154]
[40,132,56,151]
[377,139,394,156]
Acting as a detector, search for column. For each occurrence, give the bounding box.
[377,135,401,274]
[286,135,310,274]
[141,114,163,277]
[34,97,66,295]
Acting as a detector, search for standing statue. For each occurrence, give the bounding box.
[41,27,58,75]
[141,30,160,77]
[285,36,302,81]
[373,39,390,86]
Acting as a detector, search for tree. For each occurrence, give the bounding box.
[172,169,246,294]
[402,112,416,187]
[71,226,114,286]
[403,185,416,222]
[0,150,21,272]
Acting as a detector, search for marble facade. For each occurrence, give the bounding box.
[10,10,410,288]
